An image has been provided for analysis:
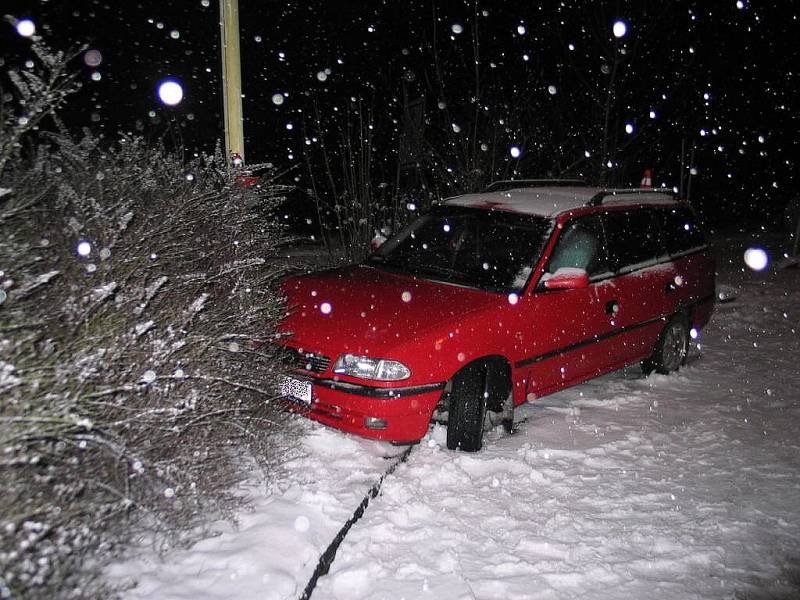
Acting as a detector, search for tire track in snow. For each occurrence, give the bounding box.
[299,444,415,600]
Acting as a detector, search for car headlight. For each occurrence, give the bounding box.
[332,354,411,381]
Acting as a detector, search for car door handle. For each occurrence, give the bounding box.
[605,300,619,315]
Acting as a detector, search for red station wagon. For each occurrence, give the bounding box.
[278,183,715,451]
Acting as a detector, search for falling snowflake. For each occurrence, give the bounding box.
[744,247,768,271]
[84,49,103,67]
[294,516,310,532]
[77,241,92,257]
[16,19,35,37]
[157,80,184,106]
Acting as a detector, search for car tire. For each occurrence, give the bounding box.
[446,362,489,452]
[643,317,689,375]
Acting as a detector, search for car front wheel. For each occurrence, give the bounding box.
[446,362,489,452]
[446,360,512,451]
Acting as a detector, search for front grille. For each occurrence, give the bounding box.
[285,347,331,373]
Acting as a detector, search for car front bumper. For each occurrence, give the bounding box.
[284,375,446,442]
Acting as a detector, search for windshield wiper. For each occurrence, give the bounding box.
[370,258,469,285]
[415,264,466,279]
[368,255,408,270]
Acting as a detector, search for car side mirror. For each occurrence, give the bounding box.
[542,267,589,290]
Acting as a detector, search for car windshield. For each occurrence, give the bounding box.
[367,206,552,293]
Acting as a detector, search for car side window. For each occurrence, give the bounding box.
[603,209,665,273]
[545,215,609,278]
[659,206,707,256]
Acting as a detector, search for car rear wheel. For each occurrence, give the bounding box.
[643,317,689,375]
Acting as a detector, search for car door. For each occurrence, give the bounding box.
[518,214,621,397]
[659,205,716,326]
[601,208,673,364]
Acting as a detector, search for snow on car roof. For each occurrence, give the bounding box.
[444,185,678,218]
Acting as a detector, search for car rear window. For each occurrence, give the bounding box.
[603,209,666,273]
[658,205,707,256]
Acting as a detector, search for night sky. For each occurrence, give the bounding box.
[2,1,798,227]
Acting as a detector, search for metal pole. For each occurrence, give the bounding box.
[220,0,245,165]
[679,138,686,198]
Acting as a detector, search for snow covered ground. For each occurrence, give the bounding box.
[107,234,800,600]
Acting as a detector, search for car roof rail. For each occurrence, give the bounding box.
[586,188,676,207]
[482,178,587,193]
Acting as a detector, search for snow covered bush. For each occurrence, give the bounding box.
[0,18,82,178]
[0,34,292,599]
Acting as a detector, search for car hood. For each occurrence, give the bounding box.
[279,264,498,357]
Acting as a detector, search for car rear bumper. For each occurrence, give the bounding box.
[285,375,446,442]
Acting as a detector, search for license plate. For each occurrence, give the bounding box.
[280,376,312,405]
